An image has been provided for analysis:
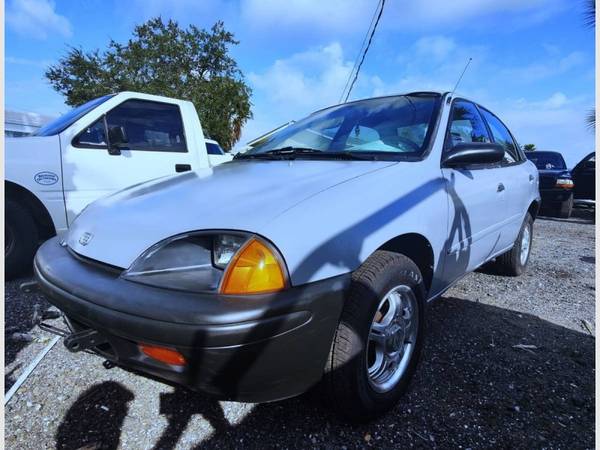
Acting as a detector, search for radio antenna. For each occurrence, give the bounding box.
[449,57,472,102]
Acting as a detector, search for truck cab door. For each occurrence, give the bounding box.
[441,100,506,285]
[60,97,207,225]
[573,152,595,201]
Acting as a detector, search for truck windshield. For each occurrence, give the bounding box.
[244,94,441,159]
[527,152,567,170]
[34,94,115,136]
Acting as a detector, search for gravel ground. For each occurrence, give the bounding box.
[4,209,595,449]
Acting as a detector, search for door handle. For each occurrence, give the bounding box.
[175,164,192,173]
[497,183,505,192]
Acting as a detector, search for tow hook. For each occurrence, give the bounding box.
[103,360,116,370]
[64,329,108,353]
[20,281,39,294]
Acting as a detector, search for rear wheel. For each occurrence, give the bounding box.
[5,200,38,280]
[492,212,533,276]
[324,251,425,422]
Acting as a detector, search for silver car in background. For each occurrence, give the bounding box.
[34,91,540,421]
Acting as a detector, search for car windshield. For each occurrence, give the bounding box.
[34,94,115,136]
[527,152,567,170]
[244,94,441,159]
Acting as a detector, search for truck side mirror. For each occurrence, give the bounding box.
[107,125,128,155]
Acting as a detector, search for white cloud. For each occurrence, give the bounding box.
[6,56,51,67]
[500,51,586,82]
[490,93,594,166]
[6,0,72,39]
[414,36,457,62]
[241,0,371,34]
[249,42,353,109]
[241,0,566,34]
[242,42,363,144]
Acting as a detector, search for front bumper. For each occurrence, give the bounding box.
[34,237,349,402]
[539,189,573,208]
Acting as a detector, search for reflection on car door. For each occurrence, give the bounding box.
[441,100,507,285]
[479,106,531,250]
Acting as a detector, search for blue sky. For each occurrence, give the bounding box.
[5,0,595,165]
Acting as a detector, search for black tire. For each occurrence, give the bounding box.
[323,250,426,422]
[555,195,573,218]
[5,200,38,280]
[492,212,533,276]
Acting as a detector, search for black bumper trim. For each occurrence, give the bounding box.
[34,237,350,402]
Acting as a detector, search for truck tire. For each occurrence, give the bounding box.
[5,200,38,280]
[555,195,573,218]
[323,251,425,422]
[492,212,533,276]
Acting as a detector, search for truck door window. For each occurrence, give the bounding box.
[446,100,490,148]
[479,108,520,164]
[73,118,107,147]
[206,142,224,155]
[105,100,187,152]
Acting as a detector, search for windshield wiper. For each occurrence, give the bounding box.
[235,146,323,160]
[265,147,324,155]
[235,147,378,161]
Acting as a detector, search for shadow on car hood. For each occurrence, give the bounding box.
[67,159,396,268]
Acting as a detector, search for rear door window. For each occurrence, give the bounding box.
[479,108,520,164]
[105,100,187,152]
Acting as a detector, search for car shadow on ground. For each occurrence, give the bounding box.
[538,207,595,225]
[54,297,595,449]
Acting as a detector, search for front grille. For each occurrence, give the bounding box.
[539,176,556,190]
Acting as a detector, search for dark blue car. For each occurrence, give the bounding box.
[526,151,574,217]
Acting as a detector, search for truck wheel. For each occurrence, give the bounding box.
[492,212,533,277]
[323,251,425,422]
[555,195,573,218]
[5,200,38,280]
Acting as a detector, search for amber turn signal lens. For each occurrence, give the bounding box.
[139,344,186,366]
[220,237,286,294]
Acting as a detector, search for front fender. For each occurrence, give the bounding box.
[261,163,448,287]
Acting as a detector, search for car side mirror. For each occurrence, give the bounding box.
[442,143,505,167]
[107,125,128,155]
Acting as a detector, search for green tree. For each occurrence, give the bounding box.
[45,17,252,150]
[523,144,536,151]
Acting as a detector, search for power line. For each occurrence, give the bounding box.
[342,0,386,103]
[339,0,380,103]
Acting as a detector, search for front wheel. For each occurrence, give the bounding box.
[323,251,426,422]
[5,200,38,280]
[492,212,533,276]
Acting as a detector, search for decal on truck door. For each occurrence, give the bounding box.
[34,171,59,185]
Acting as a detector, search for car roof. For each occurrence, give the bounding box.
[528,151,564,156]
[309,91,449,116]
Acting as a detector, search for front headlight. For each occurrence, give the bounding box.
[122,232,287,294]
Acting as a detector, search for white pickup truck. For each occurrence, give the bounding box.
[5,91,232,279]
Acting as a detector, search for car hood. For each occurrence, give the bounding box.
[67,159,397,268]
[537,169,570,176]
